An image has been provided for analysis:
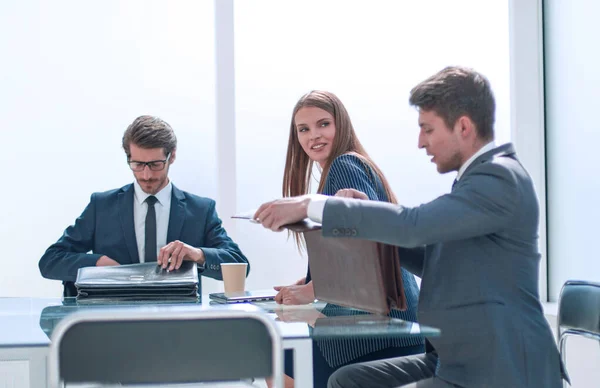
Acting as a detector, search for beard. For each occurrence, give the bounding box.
[437,151,463,174]
[137,176,167,195]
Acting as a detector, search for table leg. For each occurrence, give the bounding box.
[283,338,313,388]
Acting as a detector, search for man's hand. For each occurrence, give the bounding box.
[335,188,369,200]
[158,240,205,271]
[274,281,315,305]
[254,196,311,232]
[96,256,120,266]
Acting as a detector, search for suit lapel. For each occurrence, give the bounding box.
[118,184,139,263]
[167,185,186,243]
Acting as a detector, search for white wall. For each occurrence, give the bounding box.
[0,0,513,297]
[0,0,218,297]
[545,0,600,300]
[509,0,548,301]
[233,0,511,290]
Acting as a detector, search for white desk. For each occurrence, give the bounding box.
[0,297,438,388]
[0,296,314,388]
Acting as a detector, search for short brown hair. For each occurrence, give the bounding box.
[122,115,177,158]
[409,66,496,141]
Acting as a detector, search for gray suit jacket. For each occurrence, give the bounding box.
[321,144,566,388]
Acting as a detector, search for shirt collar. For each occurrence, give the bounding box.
[133,180,173,206]
[456,141,496,181]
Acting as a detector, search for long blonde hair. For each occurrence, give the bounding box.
[282,90,397,248]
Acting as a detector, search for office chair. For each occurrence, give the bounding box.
[557,280,600,388]
[48,307,283,387]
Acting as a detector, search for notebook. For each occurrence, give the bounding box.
[209,289,277,304]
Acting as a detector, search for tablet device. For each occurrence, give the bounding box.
[232,214,321,232]
[209,289,277,304]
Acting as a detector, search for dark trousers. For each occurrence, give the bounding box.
[285,343,424,388]
[327,351,459,388]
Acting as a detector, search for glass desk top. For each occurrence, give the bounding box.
[0,296,439,348]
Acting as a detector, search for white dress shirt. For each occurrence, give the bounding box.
[455,141,496,181]
[307,141,498,223]
[133,180,172,263]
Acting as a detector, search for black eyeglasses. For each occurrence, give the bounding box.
[128,153,171,172]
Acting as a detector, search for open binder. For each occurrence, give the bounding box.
[231,214,407,314]
[283,219,406,315]
[75,261,199,302]
[303,226,406,315]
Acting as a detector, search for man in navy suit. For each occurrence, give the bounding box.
[39,115,249,296]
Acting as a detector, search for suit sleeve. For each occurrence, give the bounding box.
[199,201,249,280]
[322,162,519,248]
[38,194,102,282]
[326,155,427,276]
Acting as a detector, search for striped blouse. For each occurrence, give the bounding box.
[306,153,424,367]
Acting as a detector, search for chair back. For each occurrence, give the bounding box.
[558,280,600,337]
[557,280,600,388]
[48,307,283,387]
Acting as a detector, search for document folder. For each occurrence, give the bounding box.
[231,213,406,315]
[300,223,406,315]
[75,261,199,302]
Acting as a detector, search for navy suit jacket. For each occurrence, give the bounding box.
[39,184,248,296]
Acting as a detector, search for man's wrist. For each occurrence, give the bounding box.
[301,195,311,218]
[306,194,328,223]
[192,248,205,265]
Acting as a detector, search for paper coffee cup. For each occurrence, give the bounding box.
[221,263,248,294]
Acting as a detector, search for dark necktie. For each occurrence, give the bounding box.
[452,178,458,191]
[145,196,158,262]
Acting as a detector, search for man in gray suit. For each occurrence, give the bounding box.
[254,67,567,387]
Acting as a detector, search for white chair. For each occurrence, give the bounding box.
[48,307,283,388]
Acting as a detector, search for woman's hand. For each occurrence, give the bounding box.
[273,281,315,305]
[293,277,306,286]
[335,188,369,200]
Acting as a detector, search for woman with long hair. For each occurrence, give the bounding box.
[270,90,424,388]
